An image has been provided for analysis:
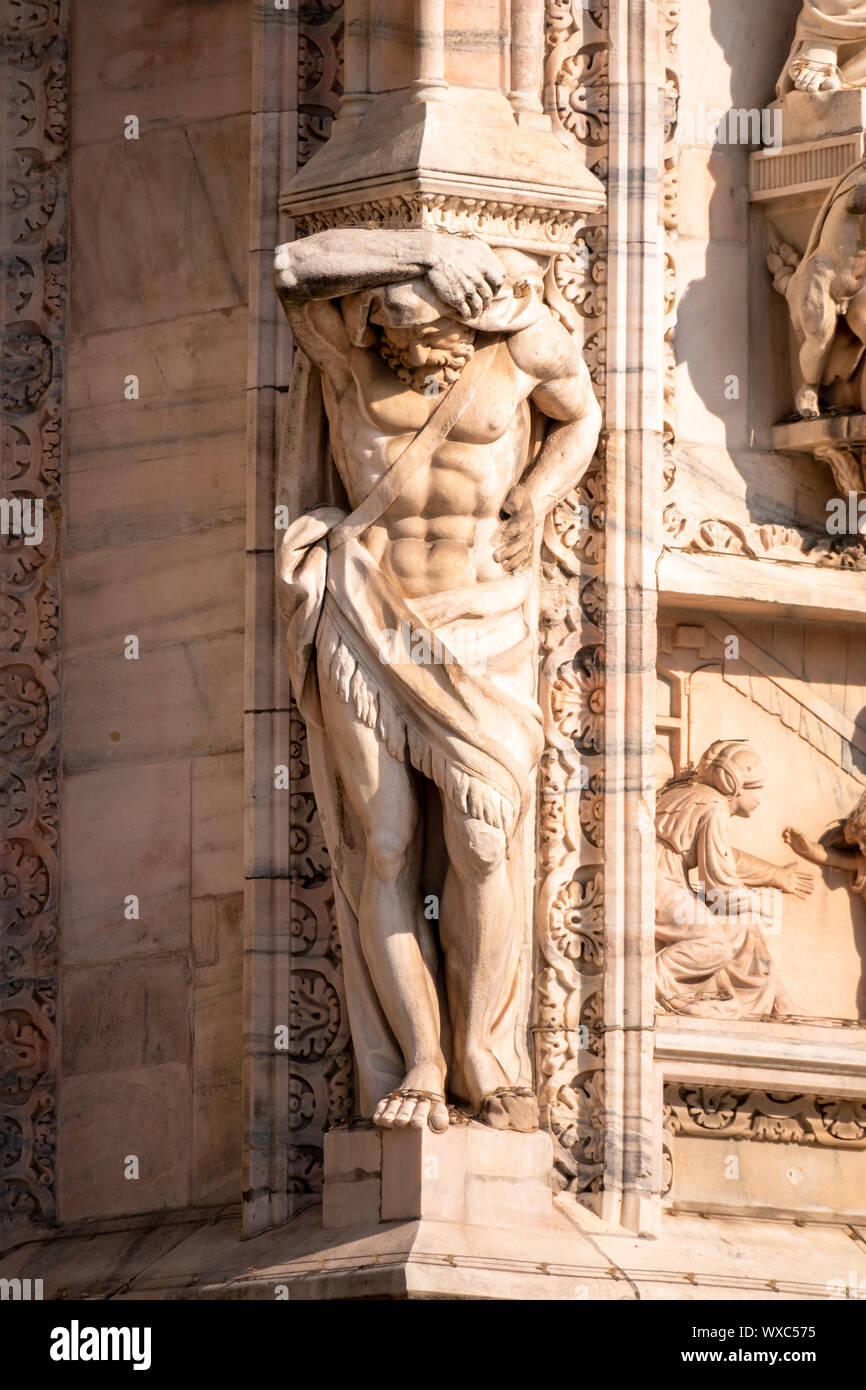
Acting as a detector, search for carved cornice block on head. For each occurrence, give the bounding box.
[291,192,590,257]
[281,88,605,255]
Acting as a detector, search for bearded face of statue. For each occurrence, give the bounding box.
[376,318,477,391]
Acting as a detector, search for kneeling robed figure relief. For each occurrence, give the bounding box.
[275,228,601,1135]
[655,740,816,1020]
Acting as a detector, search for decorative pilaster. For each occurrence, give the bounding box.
[0,0,68,1240]
[600,0,663,1234]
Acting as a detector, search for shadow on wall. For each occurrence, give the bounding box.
[674,0,801,489]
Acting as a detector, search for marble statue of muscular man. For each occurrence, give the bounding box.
[274,228,601,1134]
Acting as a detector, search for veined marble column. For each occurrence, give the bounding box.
[340,0,371,121]
[508,0,545,118]
[411,0,448,100]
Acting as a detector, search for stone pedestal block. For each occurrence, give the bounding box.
[323,1125,553,1231]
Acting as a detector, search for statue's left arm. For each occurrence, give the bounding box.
[495,311,602,572]
[733,848,814,899]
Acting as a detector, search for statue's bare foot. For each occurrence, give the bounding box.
[795,383,821,418]
[480,1086,539,1133]
[373,1072,449,1133]
[790,56,842,94]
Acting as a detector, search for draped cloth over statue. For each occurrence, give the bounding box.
[778,0,866,95]
[277,338,544,1111]
[655,745,792,1019]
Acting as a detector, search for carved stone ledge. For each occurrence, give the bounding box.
[281,86,604,256]
[751,130,866,207]
[289,190,590,255]
[656,1014,866,1096]
[774,413,866,497]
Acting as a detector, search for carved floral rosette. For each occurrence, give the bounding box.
[535,0,610,1197]
[0,0,67,1235]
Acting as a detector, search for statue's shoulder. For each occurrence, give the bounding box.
[504,300,585,383]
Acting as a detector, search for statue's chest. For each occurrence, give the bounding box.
[352,366,521,445]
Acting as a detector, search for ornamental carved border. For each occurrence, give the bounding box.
[0,0,67,1240]
[664,1086,866,1150]
[536,0,609,1198]
[285,0,352,1212]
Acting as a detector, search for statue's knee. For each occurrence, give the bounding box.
[366,823,415,883]
[455,819,507,876]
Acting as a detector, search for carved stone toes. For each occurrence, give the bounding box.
[480,1088,539,1133]
[373,1089,450,1133]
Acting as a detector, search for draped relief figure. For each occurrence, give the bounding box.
[274,228,601,1134]
[655,741,815,1019]
[770,157,866,419]
[779,1,866,95]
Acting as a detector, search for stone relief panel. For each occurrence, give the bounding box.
[657,616,866,1023]
[666,1086,866,1150]
[663,1084,866,1222]
[662,0,857,566]
[655,738,815,1020]
[0,0,67,1237]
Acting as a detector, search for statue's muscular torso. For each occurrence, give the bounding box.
[293,299,546,600]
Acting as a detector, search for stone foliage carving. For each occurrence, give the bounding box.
[665,1086,866,1149]
[655,741,815,1020]
[535,0,609,1197]
[778,1,866,96]
[294,195,587,254]
[662,508,866,569]
[284,0,349,1210]
[286,716,353,1205]
[0,0,66,1235]
[298,1,342,168]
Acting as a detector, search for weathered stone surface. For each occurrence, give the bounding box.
[60,1066,191,1222]
[70,0,252,147]
[192,894,243,1205]
[65,635,243,773]
[62,762,192,962]
[62,958,190,1075]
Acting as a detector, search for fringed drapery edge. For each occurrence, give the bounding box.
[317,610,515,834]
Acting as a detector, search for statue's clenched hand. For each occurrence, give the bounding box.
[494,484,537,572]
[422,234,506,321]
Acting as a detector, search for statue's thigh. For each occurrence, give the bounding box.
[318,668,418,833]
